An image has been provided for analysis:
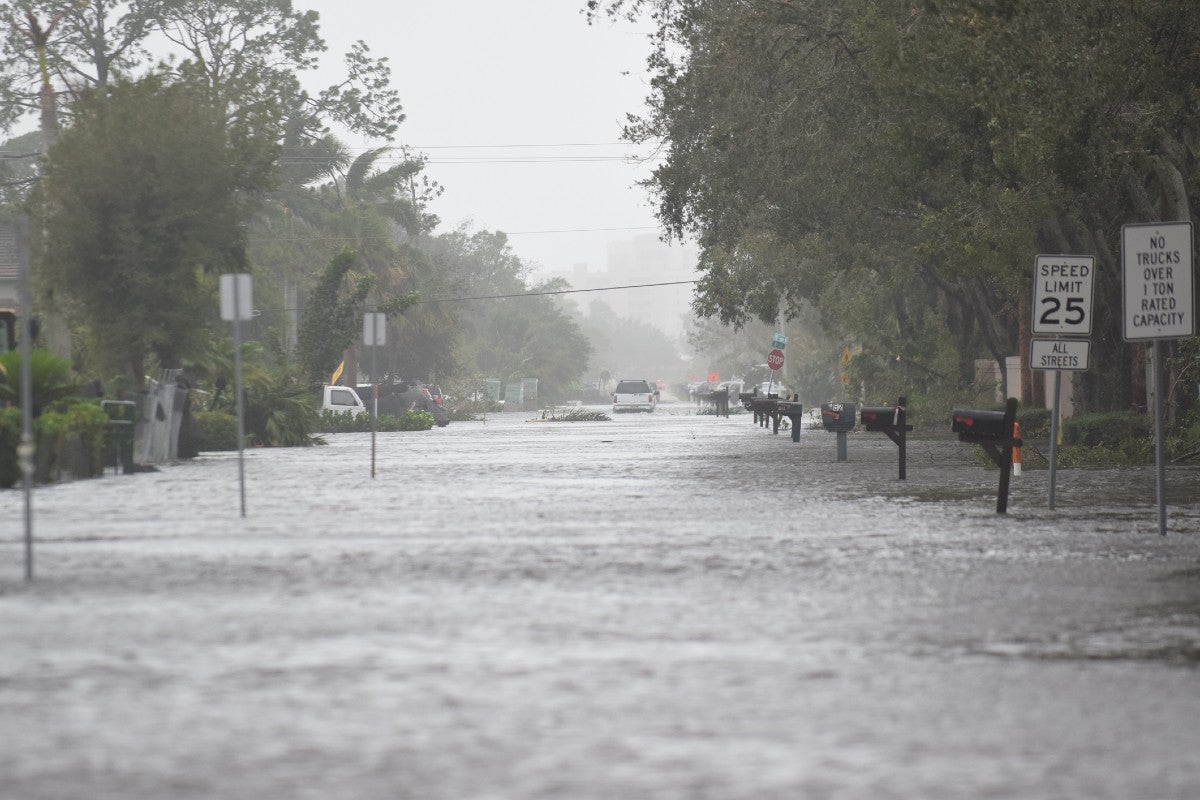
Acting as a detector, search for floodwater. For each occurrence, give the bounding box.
[2,403,1199,799]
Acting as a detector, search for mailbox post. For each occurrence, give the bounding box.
[820,403,856,461]
[861,396,914,480]
[776,397,805,442]
[951,398,1022,513]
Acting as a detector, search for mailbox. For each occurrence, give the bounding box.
[820,403,856,433]
[951,409,1009,440]
[861,397,913,480]
[861,406,900,431]
[952,398,1022,514]
[776,400,805,442]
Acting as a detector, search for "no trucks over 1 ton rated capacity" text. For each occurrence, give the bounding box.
[1122,222,1195,341]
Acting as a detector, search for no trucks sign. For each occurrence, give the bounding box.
[1122,222,1195,341]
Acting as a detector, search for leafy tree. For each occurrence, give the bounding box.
[296,247,377,385]
[36,75,266,385]
[590,0,1200,421]
[420,227,593,401]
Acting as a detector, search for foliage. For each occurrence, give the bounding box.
[424,228,592,402]
[37,76,266,384]
[588,0,1200,422]
[537,407,611,422]
[242,364,323,446]
[192,409,239,451]
[383,411,435,432]
[0,1,405,144]
[0,404,19,487]
[1016,408,1053,440]
[296,248,375,383]
[1062,412,1153,450]
[0,399,107,488]
[35,399,108,481]
[0,348,82,415]
[319,409,435,433]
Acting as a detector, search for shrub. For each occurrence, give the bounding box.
[320,410,436,433]
[320,410,371,433]
[0,400,107,487]
[35,401,108,481]
[192,410,239,451]
[0,349,82,415]
[1062,411,1151,449]
[0,406,20,488]
[1016,408,1052,438]
[381,411,436,431]
[243,367,322,446]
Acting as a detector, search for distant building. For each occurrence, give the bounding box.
[537,233,699,338]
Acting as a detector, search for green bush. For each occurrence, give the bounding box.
[1016,407,1052,438]
[35,401,108,481]
[0,406,20,488]
[0,349,82,415]
[0,400,108,487]
[381,411,436,431]
[1062,411,1151,449]
[320,409,371,433]
[243,367,322,447]
[319,410,436,433]
[192,410,239,451]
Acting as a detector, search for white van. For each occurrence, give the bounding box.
[320,385,368,416]
[612,379,657,413]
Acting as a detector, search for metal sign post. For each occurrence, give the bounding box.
[15,219,34,579]
[1032,255,1095,511]
[1121,222,1195,536]
[363,312,386,479]
[220,274,253,517]
[1030,340,1090,509]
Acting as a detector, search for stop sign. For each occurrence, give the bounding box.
[766,348,785,371]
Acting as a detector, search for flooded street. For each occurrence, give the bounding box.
[3,403,1200,799]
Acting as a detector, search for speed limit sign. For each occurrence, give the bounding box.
[1033,255,1094,336]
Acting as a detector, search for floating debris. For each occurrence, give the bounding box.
[532,407,612,422]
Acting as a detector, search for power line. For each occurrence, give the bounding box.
[415,279,698,305]
[257,279,699,315]
[247,226,661,244]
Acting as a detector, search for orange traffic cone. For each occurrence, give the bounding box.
[1012,421,1022,477]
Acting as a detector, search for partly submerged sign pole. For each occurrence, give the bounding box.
[12,219,35,579]
[363,312,386,479]
[1031,254,1094,510]
[220,274,253,518]
[1121,222,1194,536]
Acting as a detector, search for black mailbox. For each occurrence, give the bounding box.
[861,397,913,480]
[820,403,856,433]
[861,406,900,431]
[951,409,1009,440]
[952,398,1022,514]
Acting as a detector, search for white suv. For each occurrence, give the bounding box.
[612,379,657,412]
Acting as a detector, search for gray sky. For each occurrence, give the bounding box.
[303,0,666,275]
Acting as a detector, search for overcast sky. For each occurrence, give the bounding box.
[302,0,668,275]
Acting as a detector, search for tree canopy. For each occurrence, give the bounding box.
[37,76,263,383]
[590,0,1200,414]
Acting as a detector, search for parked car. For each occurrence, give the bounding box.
[612,379,657,413]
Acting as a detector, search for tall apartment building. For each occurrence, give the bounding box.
[539,233,699,338]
